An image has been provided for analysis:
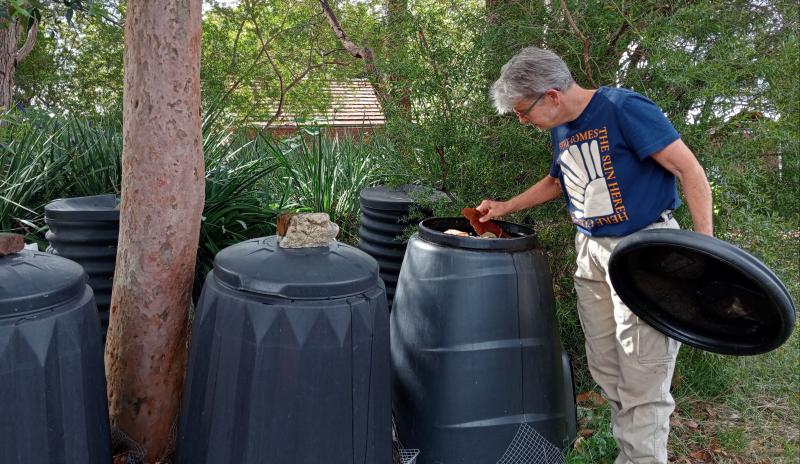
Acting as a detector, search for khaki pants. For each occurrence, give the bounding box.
[574,214,681,464]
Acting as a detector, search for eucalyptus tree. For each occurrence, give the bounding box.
[0,2,38,111]
[104,0,204,461]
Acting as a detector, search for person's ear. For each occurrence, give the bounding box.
[547,88,560,105]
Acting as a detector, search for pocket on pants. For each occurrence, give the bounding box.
[637,320,680,364]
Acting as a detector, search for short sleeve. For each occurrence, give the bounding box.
[548,157,561,177]
[548,128,562,177]
[619,94,680,159]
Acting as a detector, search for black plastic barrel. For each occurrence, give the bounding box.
[0,249,111,464]
[358,185,446,305]
[392,218,576,463]
[176,236,391,463]
[45,194,120,336]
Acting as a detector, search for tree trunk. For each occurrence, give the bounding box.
[0,14,37,112]
[104,0,204,462]
[0,18,20,111]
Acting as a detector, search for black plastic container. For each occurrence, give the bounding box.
[609,229,796,355]
[45,194,120,335]
[0,249,111,464]
[176,236,391,464]
[392,218,576,463]
[358,185,446,305]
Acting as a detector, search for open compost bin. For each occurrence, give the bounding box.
[391,218,576,464]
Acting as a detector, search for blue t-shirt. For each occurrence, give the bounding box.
[548,86,681,237]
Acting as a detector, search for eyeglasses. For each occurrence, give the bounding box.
[512,89,557,119]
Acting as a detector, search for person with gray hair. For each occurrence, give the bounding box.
[477,46,713,464]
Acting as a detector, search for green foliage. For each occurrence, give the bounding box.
[673,348,738,399]
[55,114,122,196]
[0,109,286,297]
[266,127,386,243]
[0,109,119,241]
[200,0,375,124]
[196,113,284,290]
[565,403,617,463]
[0,111,67,236]
[15,1,124,113]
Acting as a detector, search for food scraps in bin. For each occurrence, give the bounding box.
[444,229,470,237]
[462,208,509,238]
[443,229,500,239]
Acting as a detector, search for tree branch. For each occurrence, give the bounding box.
[559,0,597,88]
[15,18,38,64]
[318,0,386,103]
[213,0,299,109]
[606,0,630,54]
[416,29,453,119]
[263,50,286,129]
[227,17,247,73]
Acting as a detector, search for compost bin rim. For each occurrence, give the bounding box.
[417,217,538,251]
[45,194,121,221]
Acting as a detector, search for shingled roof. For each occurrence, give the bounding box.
[266,79,385,128]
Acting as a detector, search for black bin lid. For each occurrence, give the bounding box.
[609,229,796,355]
[45,194,120,221]
[360,185,448,211]
[212,236,380,300]
[0,250,87,316]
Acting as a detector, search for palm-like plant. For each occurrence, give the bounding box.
[56,115,123,197]
[266,128,384,242]
[0,112,68,236]
[195,113,284,291]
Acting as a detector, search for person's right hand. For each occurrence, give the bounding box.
[475,199,512,222]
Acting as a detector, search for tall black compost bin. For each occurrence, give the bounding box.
[392,218,576,464]
[45,194,120,335]
[358,185,446,305]
[0,245,111,464]
[176,236,391,464]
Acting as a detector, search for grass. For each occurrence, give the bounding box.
[566,297,798,464]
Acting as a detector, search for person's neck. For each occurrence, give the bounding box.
[559,85,597,125]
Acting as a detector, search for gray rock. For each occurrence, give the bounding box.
[278,213,340,248]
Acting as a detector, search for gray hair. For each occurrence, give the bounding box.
[490,47,575,114]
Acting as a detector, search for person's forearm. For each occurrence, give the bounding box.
[506,176,562,213]
[677,165,713,235]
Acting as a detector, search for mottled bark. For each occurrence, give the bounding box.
[0,16,37,111]
[104,0,204,462]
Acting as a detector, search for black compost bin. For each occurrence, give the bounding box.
[0,249,111,464]
[391,218,576,464]
[45,194,120,336]
[358,185,447,305]
[176,236,391,464]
